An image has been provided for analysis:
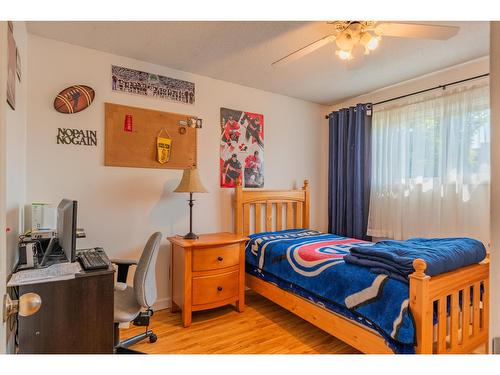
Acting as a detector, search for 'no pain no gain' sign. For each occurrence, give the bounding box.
[56,128,97,146]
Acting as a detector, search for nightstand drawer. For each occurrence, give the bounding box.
[192,244,240,271]
[192,270,239,305]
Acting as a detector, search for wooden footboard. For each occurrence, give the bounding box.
[234,180,490,354]
[410,256,490,354]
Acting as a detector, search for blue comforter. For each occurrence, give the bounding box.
[345,238,487,283]
[245,229,415,353]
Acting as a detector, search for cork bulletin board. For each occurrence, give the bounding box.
[104,102,197,169]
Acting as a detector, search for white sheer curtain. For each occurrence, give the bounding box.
[367,81,490,244]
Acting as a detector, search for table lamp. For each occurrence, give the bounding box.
[173,167,208,239]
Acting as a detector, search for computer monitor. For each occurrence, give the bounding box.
[57,199,78,262]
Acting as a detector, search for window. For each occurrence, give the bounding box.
[367,81,490,243]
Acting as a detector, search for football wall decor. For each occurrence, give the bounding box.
[54,85,95,114]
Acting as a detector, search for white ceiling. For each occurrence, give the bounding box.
[26,21,489,105]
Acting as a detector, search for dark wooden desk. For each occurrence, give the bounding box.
[17,265,115,354]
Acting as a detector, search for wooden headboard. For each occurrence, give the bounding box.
[234,180,310,236]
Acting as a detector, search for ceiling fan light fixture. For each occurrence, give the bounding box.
[335,23,379,61]
[360,32,380,54]
[366,35,380,51]
[336,49,353,61]
[335,30,356,51]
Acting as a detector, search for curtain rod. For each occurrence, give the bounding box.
[324,73,490,119]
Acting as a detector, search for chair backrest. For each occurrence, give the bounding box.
[133,232,162,308]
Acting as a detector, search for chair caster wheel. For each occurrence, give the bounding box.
[149,334,157,343]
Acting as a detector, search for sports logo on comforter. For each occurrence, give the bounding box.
[287,238,369,276]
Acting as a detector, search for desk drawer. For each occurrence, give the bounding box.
[192,270,239,306]
[192,244,239,271]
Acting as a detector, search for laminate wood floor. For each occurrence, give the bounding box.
[120,290,359,354]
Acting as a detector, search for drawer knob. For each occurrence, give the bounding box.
[217,286,223,292]
[217,256,224,262]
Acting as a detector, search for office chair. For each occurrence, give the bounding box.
[111,232,162,354]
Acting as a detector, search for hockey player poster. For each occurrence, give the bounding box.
[220,107,264,188]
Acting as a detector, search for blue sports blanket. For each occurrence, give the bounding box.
[344,238,487,283]
[245,229,415,353]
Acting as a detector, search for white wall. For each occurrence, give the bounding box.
[329,56,489,111]
[489,22,500,350]
[2,21,28,354]
[26,35,328,309]
[6,22,28,274]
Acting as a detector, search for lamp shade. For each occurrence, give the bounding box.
[173,167,208,193]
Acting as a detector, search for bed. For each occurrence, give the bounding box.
[234,180,490,354]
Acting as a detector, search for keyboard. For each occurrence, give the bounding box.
[77,247,110,271]
[8,262,82,286]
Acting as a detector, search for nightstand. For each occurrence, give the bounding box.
[168,232,248,327]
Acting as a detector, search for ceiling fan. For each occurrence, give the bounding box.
[272,21,460,66]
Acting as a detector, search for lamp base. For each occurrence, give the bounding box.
[182,232,199,240]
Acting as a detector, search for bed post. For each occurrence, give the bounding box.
[302,179,310,229]
[409,258,433,354]
[235,179,243,235]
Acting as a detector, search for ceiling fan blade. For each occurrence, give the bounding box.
[272,34,336,67]
[374,22,459,40]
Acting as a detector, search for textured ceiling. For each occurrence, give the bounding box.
[27,21,490,105]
